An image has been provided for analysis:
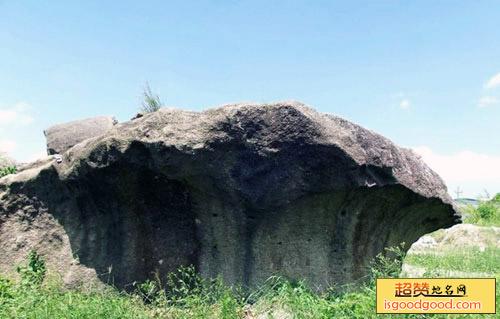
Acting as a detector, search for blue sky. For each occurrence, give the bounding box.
[1,1,499,198]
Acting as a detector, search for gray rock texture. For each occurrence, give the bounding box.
[0,152,18,169]
[0,101,460,291]
[44,116,118,155]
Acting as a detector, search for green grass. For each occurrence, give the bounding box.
[3,246,498,319]
[0,250,386,319]
[405,246,500,274]
[397,193,500,318]
[1,252,150,318]
[0,278,150,319]
[1,199,499,319]
[461,193,500,226]
[401,247,500,318]
[0,272,378,319]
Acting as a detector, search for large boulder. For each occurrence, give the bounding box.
[0,101,460,291]
[0,152,18,169]
[44,116,118,155]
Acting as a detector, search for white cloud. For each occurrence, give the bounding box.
[400,99,410,109]
[413,146,500,183]
[390,92,411,110]
[0,140,17,153]
[413,146,500,197]
[0,102,34,126]
[484,72,500,89]
[477,96,500,108]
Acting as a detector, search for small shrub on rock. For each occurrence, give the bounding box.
[0,166,17,178]
[16,250,46,286]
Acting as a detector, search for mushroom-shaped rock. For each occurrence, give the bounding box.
[0,101,460,291]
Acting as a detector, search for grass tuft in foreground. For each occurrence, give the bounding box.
[0,251,150,319]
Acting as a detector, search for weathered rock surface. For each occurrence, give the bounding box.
[44,116,118,155]
[409,224,500,254]
[0,152,18,169]
[0,101,460,291]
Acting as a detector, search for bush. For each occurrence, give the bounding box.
[16,250,46,286]
[130,265,245,318]
[369,243,406,280]
[134,279,160,304]
[463,193,500,226]
[0,166,17,178]
[0,277,13,301]
[492,192,500,203]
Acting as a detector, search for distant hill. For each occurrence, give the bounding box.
[454,198,479,207]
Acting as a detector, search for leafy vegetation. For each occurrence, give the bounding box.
[492,193,500,203]
[141,81,164,113]
[0,246,424,319]
[0,251,150,319]
[16,250,46,286]
[0,166,17,178]
[0,155,17,178]
[0,242,498,318]
[462,192,500,226]
[369,243,406,280]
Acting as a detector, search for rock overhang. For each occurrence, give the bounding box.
[0,100,460,291]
